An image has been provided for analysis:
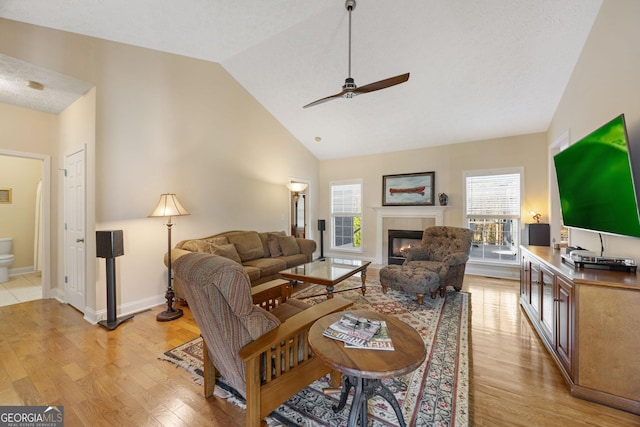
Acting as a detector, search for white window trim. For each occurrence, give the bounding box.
[330,179,364,253]
[463,167,525,265]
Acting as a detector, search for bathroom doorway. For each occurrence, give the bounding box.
[0,151,50,307]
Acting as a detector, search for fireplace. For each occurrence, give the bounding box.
[388,229,423,265]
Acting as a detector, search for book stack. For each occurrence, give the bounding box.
[323,312,394,351]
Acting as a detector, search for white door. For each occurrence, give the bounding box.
[64,147,86,312]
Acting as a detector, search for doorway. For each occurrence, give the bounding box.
[288,179,309,238]
[0,151,51,307]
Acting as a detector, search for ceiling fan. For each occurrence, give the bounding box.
[303,0,410,109]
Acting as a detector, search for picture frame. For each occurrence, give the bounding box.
[0,188,11,204]
[382,172,435,206]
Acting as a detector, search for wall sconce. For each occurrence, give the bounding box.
[149,193,190,321]
[287,182,308,237]
[529,210,542,223]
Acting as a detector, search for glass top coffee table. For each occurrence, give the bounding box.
[280,258,371,299]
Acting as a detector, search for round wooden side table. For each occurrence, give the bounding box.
[308,310,426,427]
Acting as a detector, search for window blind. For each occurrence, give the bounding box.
[331,183,361,214]
[466,173,520,217]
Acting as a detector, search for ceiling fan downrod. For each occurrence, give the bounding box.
[343,0,357,95]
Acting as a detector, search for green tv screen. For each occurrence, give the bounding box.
[553,114,640,238]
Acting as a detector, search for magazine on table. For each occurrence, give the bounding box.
[323,312,381,347]
[344,320,394,351]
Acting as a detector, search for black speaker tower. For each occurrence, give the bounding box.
[317,220,326,259]
[96,230,133,330]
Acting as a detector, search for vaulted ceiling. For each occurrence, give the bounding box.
[0,0,603,159]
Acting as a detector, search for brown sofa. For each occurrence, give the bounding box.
[168,230,316,301]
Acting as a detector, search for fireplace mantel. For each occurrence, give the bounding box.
[373,206,447,264]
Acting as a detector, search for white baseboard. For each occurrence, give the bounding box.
[466,262,520,280]
[8,266,36,276]
[84,294,166,324]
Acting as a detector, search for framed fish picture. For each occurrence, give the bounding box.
[382,172,435,206]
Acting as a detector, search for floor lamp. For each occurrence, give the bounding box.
[287,182,308,237]
[149,193,190,322]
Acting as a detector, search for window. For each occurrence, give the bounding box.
[331,181,362,251]
[464,169,522,263]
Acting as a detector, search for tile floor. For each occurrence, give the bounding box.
[0,272,42,307]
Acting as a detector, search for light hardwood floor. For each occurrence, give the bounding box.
[1,274,639,426]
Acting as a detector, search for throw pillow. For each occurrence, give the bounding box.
[267,235,283,257]
[182,239,209,252]
[204,236,229,246]
[227,232,265,261]
[278,236,300,256]
[208,243,242,264]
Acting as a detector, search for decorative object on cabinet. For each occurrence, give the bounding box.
[529,210,542,223]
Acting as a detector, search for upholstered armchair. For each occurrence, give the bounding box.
[403,226,473,295]
[173,252,353,427]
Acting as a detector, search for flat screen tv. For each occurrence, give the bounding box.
[553,114,640,238]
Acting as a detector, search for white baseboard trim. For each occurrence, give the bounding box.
[8,266,36,276]
[84,294,166,324]
[466,262,520,280]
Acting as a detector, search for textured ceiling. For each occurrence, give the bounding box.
[0,55,93,114]
[0,0,603,159]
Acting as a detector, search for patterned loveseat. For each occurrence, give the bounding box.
[167,230,316,301]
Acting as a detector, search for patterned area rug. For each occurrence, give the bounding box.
[160,279,470,427]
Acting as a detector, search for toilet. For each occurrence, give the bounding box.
[0,238,15,283]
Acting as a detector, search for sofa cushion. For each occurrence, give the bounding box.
[243,258,287,276]
[209,243,242,264]
[242,265,262,282]
[227,232,265,262]
[405,260,443,274]
[269,298,311,322]
[279,253,308,268]
[278,236,300,256]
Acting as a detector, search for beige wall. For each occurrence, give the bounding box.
[0,19,319,319]
[0,103,54,270]
[548,0,640,259]
[0,155,42,268]
[319,132,549,262]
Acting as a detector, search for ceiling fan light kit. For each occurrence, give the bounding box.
[303,0,410,109]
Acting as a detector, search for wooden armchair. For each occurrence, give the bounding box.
[174,252,353,427]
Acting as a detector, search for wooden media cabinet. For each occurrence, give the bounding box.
[520,246,640,415]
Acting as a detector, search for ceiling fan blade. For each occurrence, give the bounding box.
[303,90,348,109]
[353,72,410,94]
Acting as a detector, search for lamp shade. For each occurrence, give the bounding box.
[287,182,308,193]
[148,194,190,218]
